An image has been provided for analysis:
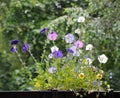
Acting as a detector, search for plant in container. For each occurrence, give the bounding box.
[9,7,112,98]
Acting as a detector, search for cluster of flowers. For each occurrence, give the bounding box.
[40,29,108,79]
[10,16,111,91]
[10,39,29,53]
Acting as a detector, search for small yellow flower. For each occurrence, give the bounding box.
[78,73,85,79]
[107,85,110,89]
[35,82,40,89]
[96,73,103,80]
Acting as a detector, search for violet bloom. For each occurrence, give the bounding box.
[11,39,19,45]
[66,48,73,54]
[48,66,57,74]
[22,43,29,52]
[74,49,82,57]
[10,46,16,53]
[74,40,84,48]
[40,28,47,34]
[52,50,63,58]
[69,46,77,56]
[93,80,97,87]
[64,33,74,43]
[47,31,58,41]
[109,73,112,79]
[66,46,82,57]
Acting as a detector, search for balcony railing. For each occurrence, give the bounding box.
[0,90,120,98]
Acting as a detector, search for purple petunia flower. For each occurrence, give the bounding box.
[10,46,16,52]
[69,46,77,56]
[64,33,74,43]
[74,40,84,48]
[40,28,48,34]
[22,43,29,52]
[47,31,58,41]
[93,80,97,87]
[48,66,57,74]
[11,39,19,45]
[52,50,63,58]
[109,73,112,79]
[66,48,74,54]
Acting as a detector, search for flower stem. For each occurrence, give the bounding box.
[28,49,37,63]
[41,40,48,63]
[15,50,25,66]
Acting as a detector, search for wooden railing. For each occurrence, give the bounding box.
[0,90,119,98]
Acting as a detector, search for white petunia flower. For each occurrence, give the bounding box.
[98,54,108,64]
[51,46,59,53]
[73,49,82,57]
[85,58,93,65]
[48,53,53,59]
[77,16,85,23]
[75,28,81,34]
[86,44,93,50]
[48,66,57,74]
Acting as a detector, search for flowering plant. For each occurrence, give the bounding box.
[10,33,110,91]
[10,12,111,93]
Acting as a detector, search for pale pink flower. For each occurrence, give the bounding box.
[47,31,58,41]
[74,40,84,48]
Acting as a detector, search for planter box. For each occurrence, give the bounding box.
[0,90,119,98]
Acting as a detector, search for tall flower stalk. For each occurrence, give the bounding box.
[10,39,25,66]
[22,43,37,64]
[15,48,26,66]
[28,49,37,63]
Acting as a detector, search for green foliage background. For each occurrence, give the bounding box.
[0,0,120,90]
